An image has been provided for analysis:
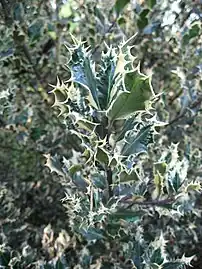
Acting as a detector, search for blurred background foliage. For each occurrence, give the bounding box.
[0,0,202,268]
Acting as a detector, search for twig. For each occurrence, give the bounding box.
[106,167,113,198]
[167,95,202,127]
[167,113,184,126]
[125,197,175,209]
[168,89,183,105]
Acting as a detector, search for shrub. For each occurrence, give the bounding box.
[43,35,200,268]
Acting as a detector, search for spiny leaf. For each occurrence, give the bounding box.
[121,125,153,156]
[109,36,137,103]
[69,45,99,109]
[44,154,65,177]
[185,181,201,193]
[97,48,116,109]
[49,78,69,117]
[107,69,154,121]
[150,263,162,269]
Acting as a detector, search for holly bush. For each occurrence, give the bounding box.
[1,0,202,268]
[43,35,199,268]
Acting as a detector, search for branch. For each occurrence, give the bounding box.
[167,113,184,126]
[180,9,192,28]
[167,95,202,127]
[168,89,183,105]
[125,197,175,209]
[106,167,113,198]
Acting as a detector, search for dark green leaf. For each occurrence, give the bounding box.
[92,173,106,189]
[70,47,99,108]
[113,117,136,142]
[137,17,148,30]
[146,0,156,9]
[183,24,200,45]
[137,9,150,30]
[118,17,126,26]
[30,127,46,141]
[150,248,164,265]
[114,0,130,16]
[172,172,181,192]
[97,49,116,109]
[121,125,153,156]
[189,24,200,39]
[95,147,109,165]
[107,71,152,121]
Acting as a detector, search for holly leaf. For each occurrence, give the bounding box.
[107,69,154,121]
[121,125,153,156]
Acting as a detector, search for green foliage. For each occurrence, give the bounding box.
[1,0,202,268]
[43,35,200,268]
